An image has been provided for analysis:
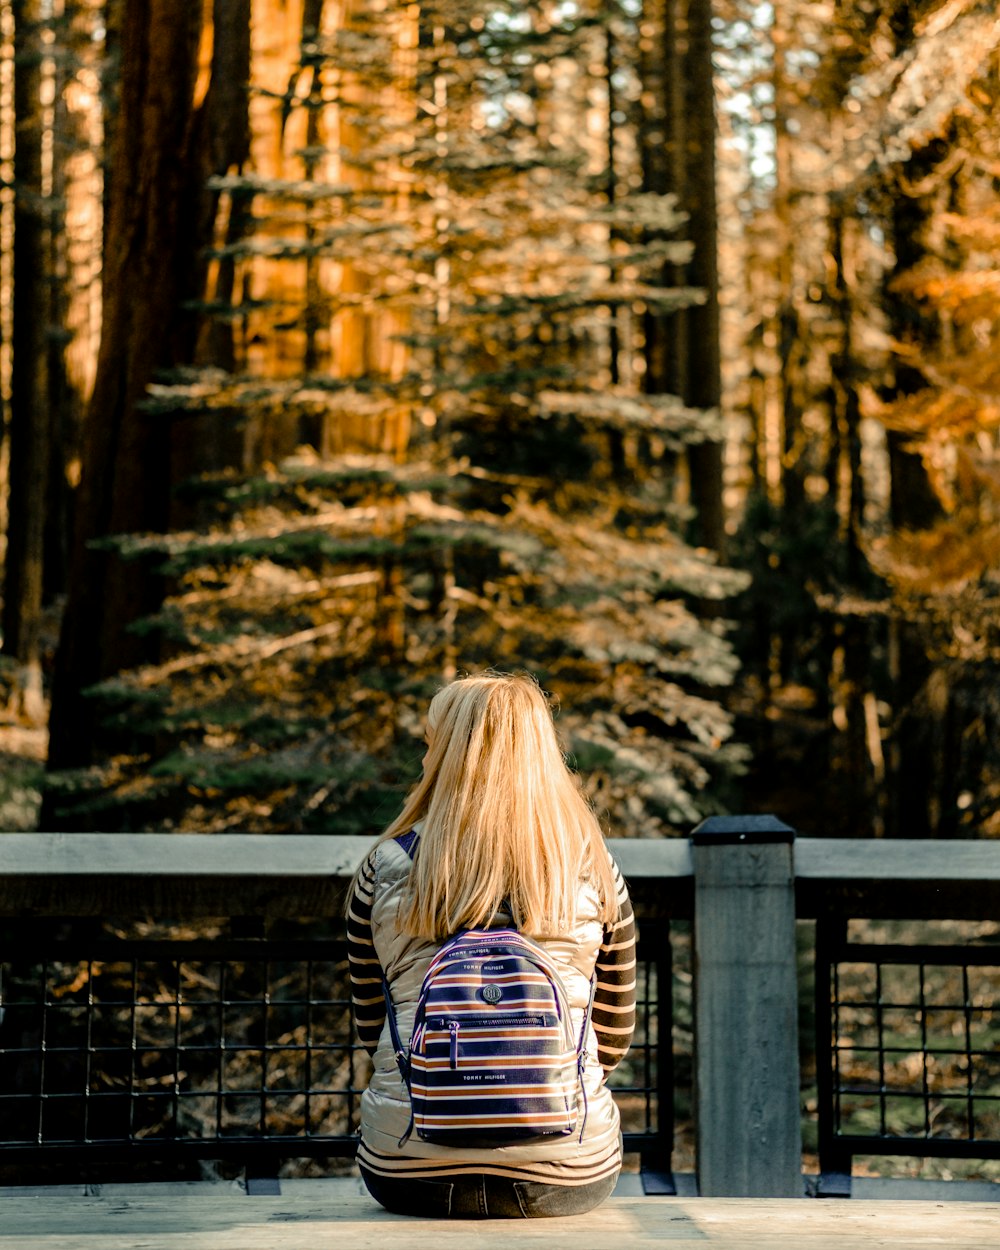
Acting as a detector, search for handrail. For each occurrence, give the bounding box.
[794,838,1000,919]
[0,833,694,918]
[3,831,1000,919]
[795,838,1000,880]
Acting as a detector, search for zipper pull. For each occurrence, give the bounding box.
[449,1020,460,1068]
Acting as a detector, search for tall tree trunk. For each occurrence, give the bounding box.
[100,0,125,257]
[191,0,252,373]
[878,4,957,837]
[44,0,97,608]
[643,0,688,402]
[772,15,804,522]
[883,4,947,532]
[882,136,952,835]
[828,199,864,575]
[45,1,207,787]
[605,19,627,479]
[2,0,51,724]
[681,0,723,551]
[663,0,689,399]
[172,0,254,527]
[825,194,880,831]
[295,0,327,449]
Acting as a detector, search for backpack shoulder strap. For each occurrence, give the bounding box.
[383,831,421,1085]
[383,980,410,1085]
[395,829,420,859]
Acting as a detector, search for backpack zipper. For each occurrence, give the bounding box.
[441,1016,549,1068]
[434,1014,549,1031]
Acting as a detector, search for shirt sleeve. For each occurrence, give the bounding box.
[592,854,637,1073]
[347,849,385,1055]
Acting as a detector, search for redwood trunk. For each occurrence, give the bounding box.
[46,2,206,778]
[3,0,51,723]
[681,0,724,551]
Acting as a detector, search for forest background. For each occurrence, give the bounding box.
[0,0,998,844]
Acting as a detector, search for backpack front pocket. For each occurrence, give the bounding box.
[409,1013,578,1144]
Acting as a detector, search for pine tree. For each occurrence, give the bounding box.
[45,0,749,837]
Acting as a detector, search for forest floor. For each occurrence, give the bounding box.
[0,718,46,831]
[0,604,55,830]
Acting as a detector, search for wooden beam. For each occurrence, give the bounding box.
[2,830,1000,919]
[0,834,694,918]
[796,838,1000,880]
[0,833,374,918]
[1,1189,998,1248]
[692,816,803,1198]
[794,838,1000,919]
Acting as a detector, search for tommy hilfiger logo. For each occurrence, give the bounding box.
[481,984,503,1004]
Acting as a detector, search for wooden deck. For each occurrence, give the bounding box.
[2,1178,999,1250]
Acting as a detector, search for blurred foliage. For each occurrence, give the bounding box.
[721,0,1000,838]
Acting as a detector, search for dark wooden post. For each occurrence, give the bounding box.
[691,814,803,1197]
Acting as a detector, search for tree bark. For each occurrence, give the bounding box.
[172,0,254,525]
[772,14,804,522]
[878,12,954,836]
[681,0,724,551]
[191,0,252,373]
[644,0,689,403]
[100,0,125,258]
[46,1,207,781]
[827,199,864,576]
[44,0,100,608]
[2,0,51,724]
[883,3,947,531]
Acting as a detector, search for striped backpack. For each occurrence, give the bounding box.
[384,835,595,1147]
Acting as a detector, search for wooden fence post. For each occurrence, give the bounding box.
[691,814,803,1197]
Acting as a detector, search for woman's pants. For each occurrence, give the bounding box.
[360,1164,619,1219]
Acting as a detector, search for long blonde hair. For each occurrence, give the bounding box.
[364,672,618,940]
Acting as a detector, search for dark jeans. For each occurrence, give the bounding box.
[360,1164,619,1219]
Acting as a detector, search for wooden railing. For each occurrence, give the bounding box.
[1,820,999,1197]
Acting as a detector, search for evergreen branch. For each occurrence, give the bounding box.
[105,620,347,687]
[141,370,429,414]
[172,569,381,610]
[535,390,725,444]
[459,282,708,317]
[206,173,356,200]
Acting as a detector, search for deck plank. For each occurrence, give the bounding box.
[1,1190,998,1250]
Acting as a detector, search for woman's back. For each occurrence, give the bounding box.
[347,673,636,1218]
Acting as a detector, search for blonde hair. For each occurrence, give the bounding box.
[363,672,618,940]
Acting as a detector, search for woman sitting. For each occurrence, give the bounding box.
[348,671,636,1219]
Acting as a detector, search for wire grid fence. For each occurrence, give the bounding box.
[609,931,675,1162]
[816,917,1000,1176]
[0,935,365,1176]
[0,922,685,1181]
